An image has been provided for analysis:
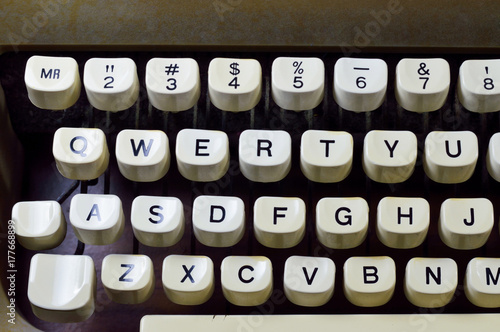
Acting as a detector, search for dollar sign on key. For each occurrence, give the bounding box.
[229,62,240,75]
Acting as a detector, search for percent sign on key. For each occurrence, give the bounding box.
[293,61,304,74]
[293,61,304,89]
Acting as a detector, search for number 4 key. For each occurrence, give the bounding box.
[458,59,500,113]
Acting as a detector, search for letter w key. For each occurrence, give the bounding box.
[115,129,171,182]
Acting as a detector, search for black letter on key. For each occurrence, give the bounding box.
[363,266,379,284]
[486,268,500,285]
[320,140,336,157]
[86,204,102,222]
[195,139,210,156]
[426,267,441,285]
[463,208,475,226]
[397,207,413,225]
[384,140,399,158]
[181,265,196,283]
[335,207,352,226]
[273,207,288,225]
[302,267,319,285]
[239,265,255,283]
[131,139,154,157]
[148,205,164,224]
[210,205,226,223]
[70,136,88,157]
[119,264,135,282]
[445,140,462,158]
[257,139,272,157]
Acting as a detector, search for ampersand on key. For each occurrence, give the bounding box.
[418,62,430,76]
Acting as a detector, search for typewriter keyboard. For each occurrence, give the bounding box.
[2,51,500,331]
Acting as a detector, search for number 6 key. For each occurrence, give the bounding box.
[333,57,387,112]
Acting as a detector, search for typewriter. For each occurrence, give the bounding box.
[1,1,500,331]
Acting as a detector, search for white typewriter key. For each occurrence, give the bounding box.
[333,57,388,112]
[53,127,109,180]
[175,128,229,182]
[300,130,353,183]
[221,256,273,306]
[465,258,500,308]
[24,55,81,110]
[131,196,184,247]
[404,258,458,308]
[316,197,369,249]
[284,256,335,307]
[458,59,500,113]
[271,57,325,111]
[376,197,430,249]
[162,255,214,305]
[101,254,154,304]
[363,130,417,183]
[239,129,291,182]
[424,131,478,183]
[192,195,245,247]
[208,58,262,112]
[395,58,450,112]
[254,196,306,249]
[11,201,66,250]
[28,254,95,323]
[115,129,170,182]
[69,194,124,245]
[83,57,139,112]
[146,58,200,112]
[343,256,396,307]
[439,198,494,250]
[487,133,500,182]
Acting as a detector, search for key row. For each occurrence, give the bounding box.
[27,253,500,323]
[12,195,497,250]
[25,55,500,113]
[53,127,499,184]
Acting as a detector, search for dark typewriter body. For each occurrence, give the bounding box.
[1,1,500,331]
